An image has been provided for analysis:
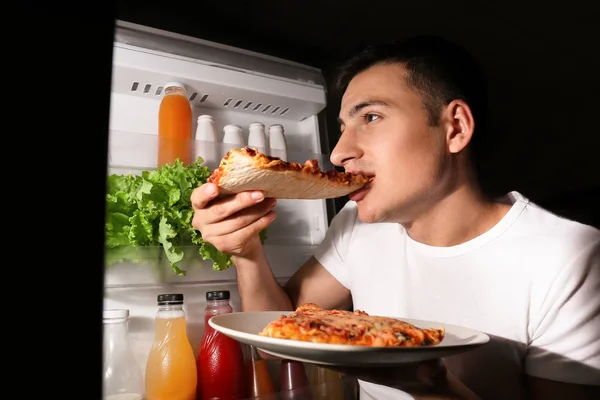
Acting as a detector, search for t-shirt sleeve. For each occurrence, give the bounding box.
[312,201,358,290]
[525,237,600,385]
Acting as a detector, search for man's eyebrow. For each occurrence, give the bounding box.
[337,100,390,124]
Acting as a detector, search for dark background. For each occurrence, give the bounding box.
[22,1,598,398]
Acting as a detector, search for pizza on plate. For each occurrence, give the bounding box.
[258,303,445,347]
[207,147,373,199]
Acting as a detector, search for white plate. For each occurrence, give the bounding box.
[209,311,490,367]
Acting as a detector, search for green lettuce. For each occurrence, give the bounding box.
[104,157,266,275]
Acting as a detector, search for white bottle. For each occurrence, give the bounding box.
[102,309,144,400]
[248,122,268,154]
[222,124,245,146]
[195,115,218,166]
[195,115,218,142]
[268,124,288,161]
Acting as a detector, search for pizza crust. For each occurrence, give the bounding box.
[208,147,373,199]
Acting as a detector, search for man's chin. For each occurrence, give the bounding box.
[355,202,382,224]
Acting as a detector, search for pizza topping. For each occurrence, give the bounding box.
[259,303,445,347]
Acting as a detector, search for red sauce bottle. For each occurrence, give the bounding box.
[196,290,247,400]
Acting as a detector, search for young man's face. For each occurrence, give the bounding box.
[332,63,450,224]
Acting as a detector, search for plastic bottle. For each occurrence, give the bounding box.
[145,294,197,400]
[268,124,288,161]
[158,82,193,166]
[197,290,247,400]
[195,114,218,166]
[280,360,312,400]
[102,309,144,400]
[248,122,268,153]
[222,124,245,146]
[246,345,275,398]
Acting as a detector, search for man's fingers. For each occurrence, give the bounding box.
[191,183,220,210]
[203,191,267,225]
[208,198,277,237]
[226,210,277,243]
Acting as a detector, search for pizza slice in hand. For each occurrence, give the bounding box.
[207,147,373,199]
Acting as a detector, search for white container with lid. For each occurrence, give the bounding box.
[195,114,219,167]
[195,115,218,142]
[268,124,288,161]
[247,122,268,154]
[222,124,245,146]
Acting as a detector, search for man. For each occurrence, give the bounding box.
[191,35,600,399]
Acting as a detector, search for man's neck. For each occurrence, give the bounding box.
[403,184,511,247]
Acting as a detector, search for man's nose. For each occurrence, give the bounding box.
[330,129,361,168]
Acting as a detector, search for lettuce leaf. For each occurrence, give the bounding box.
[105,157,266,275]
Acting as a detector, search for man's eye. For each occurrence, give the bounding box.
[364,114,380,123]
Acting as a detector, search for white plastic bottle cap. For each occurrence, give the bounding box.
[249,122,265,129]
[103,309,129,320]
[197,115,215,122]
[164,81,186,90]
[269,124,284,132]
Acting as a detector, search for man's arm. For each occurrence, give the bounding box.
[235,252,351,312]
[526,376,600,399]
[285,256,352,310]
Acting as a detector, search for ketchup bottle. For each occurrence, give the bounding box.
[196,290,247,400]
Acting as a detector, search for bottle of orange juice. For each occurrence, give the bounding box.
[158,82,193,166]
[145,294,197,400]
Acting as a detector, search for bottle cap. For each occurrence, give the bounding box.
[164,81,186,90]
[103,309,129,320]
[198,115,215,122]
[249,122,265,129]
[206,290,230,301]
[223,124,242,131]
[269,124,284,133]
[157,293,184,305]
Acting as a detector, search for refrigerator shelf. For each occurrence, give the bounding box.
[104,244,318,288]
[108,129,334,172]
[111,42,326,122]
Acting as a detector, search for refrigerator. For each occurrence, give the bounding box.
[103,19,351,397]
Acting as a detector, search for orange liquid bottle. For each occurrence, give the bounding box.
[145,294,197,400]
[158,82,193,166]
[246,345,275,397]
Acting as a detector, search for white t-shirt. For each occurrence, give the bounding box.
[314,191,600,399]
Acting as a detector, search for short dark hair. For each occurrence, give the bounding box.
[336,35,488,165]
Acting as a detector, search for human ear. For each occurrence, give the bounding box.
[444,100,475,154]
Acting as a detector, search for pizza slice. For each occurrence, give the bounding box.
[207,147,373,199]
[258,303,445,347]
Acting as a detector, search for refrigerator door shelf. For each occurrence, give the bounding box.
[112,44,326,122]
[104,244,318,289]
[107,130,334,173]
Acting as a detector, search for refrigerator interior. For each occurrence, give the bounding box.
[103,20,335,384]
